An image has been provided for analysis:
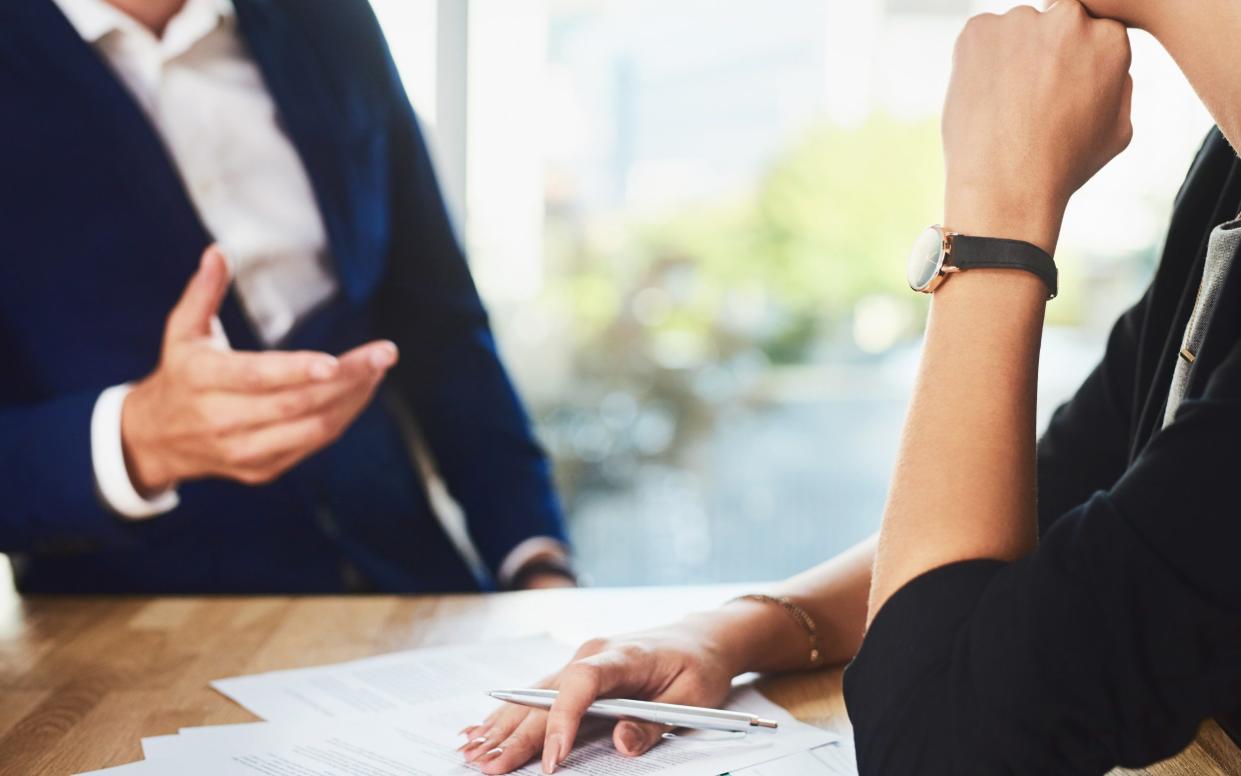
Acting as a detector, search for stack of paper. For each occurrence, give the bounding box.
[78,636,856,775]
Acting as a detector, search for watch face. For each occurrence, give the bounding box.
[907,226,946,292]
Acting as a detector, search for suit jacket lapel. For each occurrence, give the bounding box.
[2,1,205,235]
[1186,251,1241,400]
[232,0,387,306]
[1,0,263,351]
[1131,130,1241,455]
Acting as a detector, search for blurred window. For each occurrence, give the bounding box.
[380,0,1209,586]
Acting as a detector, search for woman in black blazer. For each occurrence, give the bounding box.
[464,2,1241,774]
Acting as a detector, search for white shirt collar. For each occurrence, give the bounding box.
[51,0,235,47]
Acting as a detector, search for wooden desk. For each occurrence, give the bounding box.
[0,587,1237,775]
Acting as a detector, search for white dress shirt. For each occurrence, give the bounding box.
[56,0,561,583]
[54,0,337,519]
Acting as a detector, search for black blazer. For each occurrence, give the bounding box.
[843,127,1241,774]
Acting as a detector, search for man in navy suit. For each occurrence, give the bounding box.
[0,0,575,593]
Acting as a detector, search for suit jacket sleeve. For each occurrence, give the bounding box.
[844,336,1241,775]
[357,7,568,579]
[1035,287,1146,536]
[0,389,137,553]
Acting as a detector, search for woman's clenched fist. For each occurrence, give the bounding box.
[942,0,1133,254]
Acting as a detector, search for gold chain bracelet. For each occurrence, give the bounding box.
[729,593,823,668]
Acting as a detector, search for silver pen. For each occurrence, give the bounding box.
[488,689,779,734]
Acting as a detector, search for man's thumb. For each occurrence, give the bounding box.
[166,245,230,342]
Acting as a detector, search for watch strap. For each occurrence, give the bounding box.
[508,557,578,590]
[951,235,1058,299]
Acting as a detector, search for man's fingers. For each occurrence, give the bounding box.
[187,339,397,394]
[189,349,342,393]
[337,340,400,372]
[213,376,382,481]
[171,339,399,485]
[201,364,380,433]
[202,341,396,430]
[166,245,231,343]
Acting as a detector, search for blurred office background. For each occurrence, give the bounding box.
[0,0,1212,606]
[371,0,1209,586]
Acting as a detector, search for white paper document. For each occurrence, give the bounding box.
[730,740,857,775]
[117,689,833,776]
[211,636,575,721]
[79,636,857,776]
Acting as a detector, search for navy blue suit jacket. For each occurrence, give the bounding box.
[0,0,567,593]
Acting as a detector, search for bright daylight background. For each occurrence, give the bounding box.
[371,0,1210,587]
[0,0,1213,605]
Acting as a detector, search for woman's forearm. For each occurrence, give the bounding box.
[775,534,876,664]
[868,269,1047,618]
[711,266,1047,662]
[866,3,1134,620]
[697,534,876,676]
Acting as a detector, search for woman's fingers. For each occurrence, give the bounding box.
[461,673,561,771]
[542,652,638,771]
[457,725,491,755]
[463,705,529,763]
[612,720,667,757]
[478,710,550,775]
[611,669,725,758]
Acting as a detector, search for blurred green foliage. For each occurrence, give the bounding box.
[654,114,942,315]
[547,114,947,366]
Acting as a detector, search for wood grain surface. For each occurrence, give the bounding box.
[0,587,1236,775]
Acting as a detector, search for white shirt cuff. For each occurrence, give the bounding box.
[498,536,570,587]
[91,383,180,520]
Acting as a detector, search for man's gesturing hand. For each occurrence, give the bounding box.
[121,246,399,495]
[943,0,1133,253]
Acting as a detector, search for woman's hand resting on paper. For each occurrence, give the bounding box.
[458,617,738,775]
[462,538,877,774]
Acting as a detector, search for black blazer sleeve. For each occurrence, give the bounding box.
[844,337,1241,775]
[1035,288,1147,536]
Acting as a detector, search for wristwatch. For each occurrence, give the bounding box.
[906,225,1058,299]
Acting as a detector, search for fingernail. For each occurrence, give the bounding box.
[617,724,642,755]
[369,342,397,370]
[197,250,215,280]
[460,735,488,754]
[543,733,563,773]
[204,245,229,272]
[481,746,504,762]
[309,358,337,381]
[465,737,494,761]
